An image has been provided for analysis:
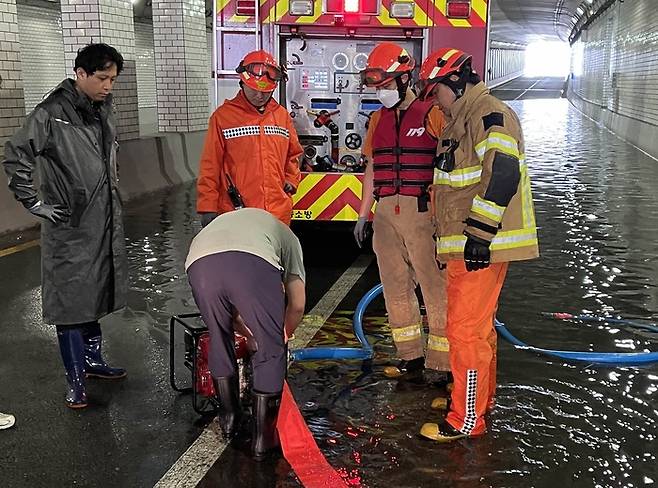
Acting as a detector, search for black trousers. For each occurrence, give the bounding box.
[187,252,286,393]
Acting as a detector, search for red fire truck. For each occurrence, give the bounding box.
[212,0,489,222]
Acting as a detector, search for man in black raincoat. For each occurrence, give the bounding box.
[2,44,128,409]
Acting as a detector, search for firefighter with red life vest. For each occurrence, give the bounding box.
[416,48,539,442]
[354,42,451,380]
[197,50,303,227]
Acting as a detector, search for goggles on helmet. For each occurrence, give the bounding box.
[237,62,287,82]
[360,68,402,88]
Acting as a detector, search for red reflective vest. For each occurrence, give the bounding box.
[372,99,437,198]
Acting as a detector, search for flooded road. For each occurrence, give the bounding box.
[278,98,658,488]
[1,96,657,488]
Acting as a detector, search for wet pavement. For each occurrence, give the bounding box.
[492,76,566,100]
[1,80,658,487]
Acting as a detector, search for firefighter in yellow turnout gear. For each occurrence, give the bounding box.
[354,43,451,379]
[417,48,539,441]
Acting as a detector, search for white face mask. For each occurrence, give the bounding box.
[377,89,400,108]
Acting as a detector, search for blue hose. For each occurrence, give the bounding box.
[289,284,379,362]
[291,281,658,365]
[495,319,658,365]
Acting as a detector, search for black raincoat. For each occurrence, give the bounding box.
[2,79,127,325]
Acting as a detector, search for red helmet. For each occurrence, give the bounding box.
[236,50,287,92]
[417,48,473,99]
[360,42,415,88]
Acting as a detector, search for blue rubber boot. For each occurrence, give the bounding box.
[56,327,88,409]
[83,322,127,379]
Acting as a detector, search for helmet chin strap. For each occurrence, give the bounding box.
[391,74,410,109]
[440,65,472,100]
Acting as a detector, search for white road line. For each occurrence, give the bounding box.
[514,79,543,100]
[154,254,374,488]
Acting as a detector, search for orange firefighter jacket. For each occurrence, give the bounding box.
[197,91,303,225]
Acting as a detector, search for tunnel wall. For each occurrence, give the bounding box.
[0,131,204,236]
[568,0,658,159]
[486,45,525,88]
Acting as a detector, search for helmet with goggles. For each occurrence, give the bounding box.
[236,50,287,92]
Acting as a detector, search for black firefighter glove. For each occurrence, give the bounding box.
[28,200,70,224]
[464,233,491,272]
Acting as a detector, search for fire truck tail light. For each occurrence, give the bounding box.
[446,0,471,19]
[290,0,314,15]
[390,1,414,19]
[236,0,256,17]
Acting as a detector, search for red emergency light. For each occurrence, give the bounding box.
[325,0,379,15]
[446,0,471,19]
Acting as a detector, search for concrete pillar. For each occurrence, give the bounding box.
[152,0,209,133]
[0,0,25,159]
[59,0,139,141]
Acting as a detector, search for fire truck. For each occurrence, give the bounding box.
[212,0,489,222]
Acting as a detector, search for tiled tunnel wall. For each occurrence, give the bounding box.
[569,0,658,158]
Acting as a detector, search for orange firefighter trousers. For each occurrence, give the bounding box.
[372,195,449,371]
[444,260,508,436]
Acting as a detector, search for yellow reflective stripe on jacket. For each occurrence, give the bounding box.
[471,195,506,223]
[437,228,538,254]
[391,324,422,343]
[428,334,450,352]
[434,165,482,187]
[519,155,536,230]
[475,132,520,161]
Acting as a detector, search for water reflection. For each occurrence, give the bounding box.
[287,99,658,487]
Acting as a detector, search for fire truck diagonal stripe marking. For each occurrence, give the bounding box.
[293,174,344,209]
[306,178,362,218]
[263,0,288,23]
[427,0,451,26]
[472,0,488,24]
[216,0,231,15]
[295,174,364,211]
[316,188,363,220]
[330,204,360,221]
[411,0,431,27]
[154,254,374,488]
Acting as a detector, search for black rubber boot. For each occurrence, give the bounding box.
[56,327,88,409]
[82,322,127,379]
[212,375,241,438]
[251,390,282,461]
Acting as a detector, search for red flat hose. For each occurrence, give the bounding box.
[277,381,349,487]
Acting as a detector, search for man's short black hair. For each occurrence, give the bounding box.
[74,43,124,75]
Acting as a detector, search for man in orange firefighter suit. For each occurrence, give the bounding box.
[416,48,539,441]
[354,42,451,379]
[197,50,303,227]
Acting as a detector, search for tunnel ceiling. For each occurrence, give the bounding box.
[489,0,585,46]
